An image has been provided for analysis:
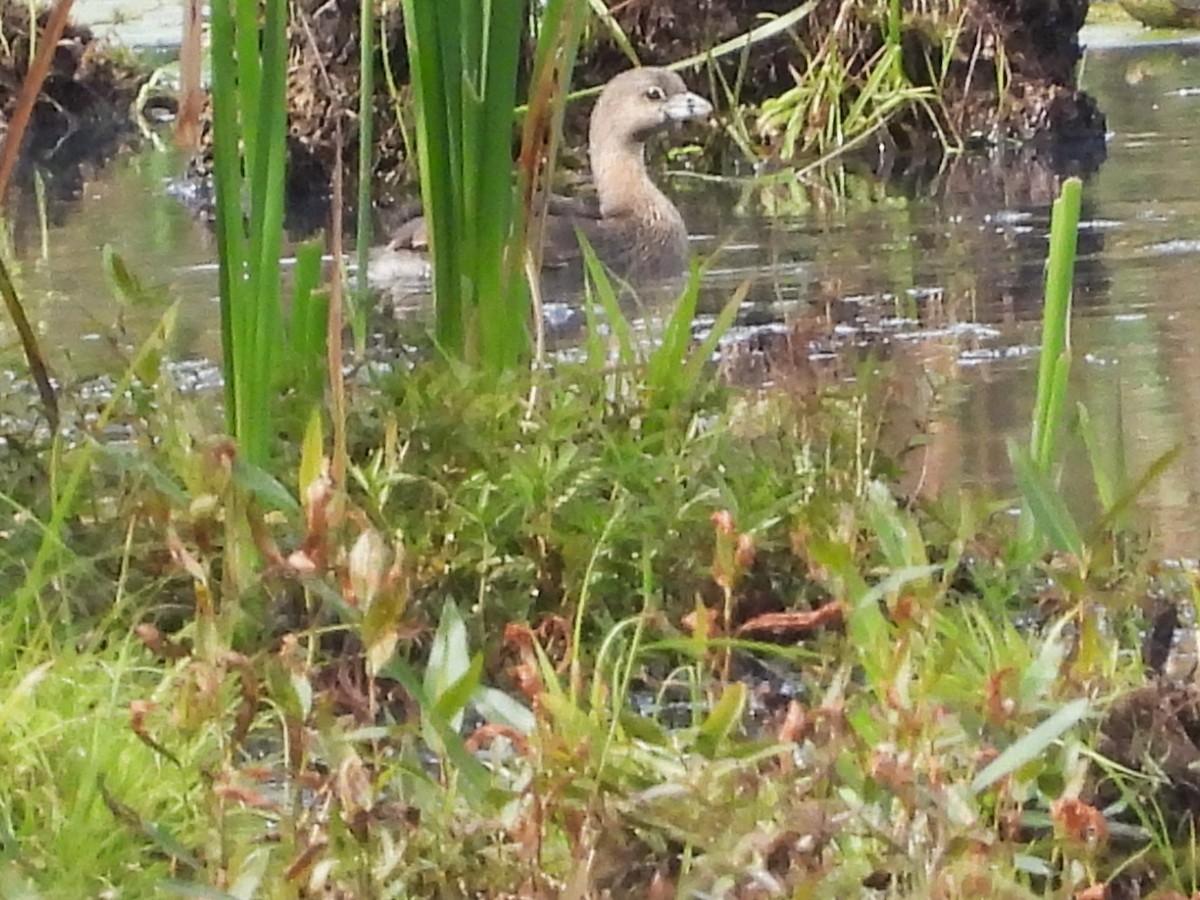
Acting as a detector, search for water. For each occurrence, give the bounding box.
[4,22,1200,553]
[676,26,1200,558]
[72,0,185,48]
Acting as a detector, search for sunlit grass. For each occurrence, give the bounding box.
[0,641,178,894]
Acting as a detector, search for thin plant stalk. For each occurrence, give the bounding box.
[515,0,588,367]
[517,0,588,273]
[352,0,375,353]
[0,0,74,203]
[0,255,56,428]
[176,0,204,150]
[0,0,74,428]
[329,119,349,487]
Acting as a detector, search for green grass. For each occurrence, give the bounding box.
[0,638,180,894]
[0,280,1180,893]
[0,6,1191,899]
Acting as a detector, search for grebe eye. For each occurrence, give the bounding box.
[645,86,665,101]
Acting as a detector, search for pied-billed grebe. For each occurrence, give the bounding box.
[369,67,712,290]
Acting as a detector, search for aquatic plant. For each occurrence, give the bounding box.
[1030,177,1082,473]
[205,0,332,605]
[397,0,586,371]
[209,0,289,466]
[208,0,327,469]
[1010,177,1178,571]
[755,2,944,161]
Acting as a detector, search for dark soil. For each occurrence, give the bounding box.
[0,2,148,215]
[574,0,1104,152]
[276,0,411,216]
[181,0,1106,227]
[0,2,1104,223]
[1089,594,1200,898]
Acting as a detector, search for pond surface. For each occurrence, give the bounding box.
[4,23,1200,555]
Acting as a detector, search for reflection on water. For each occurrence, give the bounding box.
[3,28,1200,553]
[679,31,1200,558]
[3,149,221,379]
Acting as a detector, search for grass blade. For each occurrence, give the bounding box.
[971,698,1090,794]
[1009,439,1084,559]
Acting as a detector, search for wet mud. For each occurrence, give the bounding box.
[0,3,148,219]
[578,0,1103,145]
[191,0,1107,224]
[0,1,1104,224]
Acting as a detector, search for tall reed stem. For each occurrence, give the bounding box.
[210,0,289,465]
[1030,176,1082,469]
[399,0,585,371]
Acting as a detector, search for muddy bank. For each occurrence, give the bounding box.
[0,3,148,217]
[578,0,1103,145]
[1118,0,1200,28]
[0,2,1105,226]
[251,0,1104,224]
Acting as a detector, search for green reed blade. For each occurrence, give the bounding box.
[234,0,262,169]
[290,238,328,402]
[475,2,526,369]
[1031,176,1081,468]
[243,0,288,463]
[353,0,375,352]
[970,698,1090,795]
[458,0,483,305]
[210,0,292,465]
[579,234,634,367]
[402,0,462,350]
[1009,439,1084,558]
[659,1,816,75]
[400,0,583,368]
[209,0,246,431]
[1087,444,1181,543]
[647,268,703,391]
[679,275,751,399]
